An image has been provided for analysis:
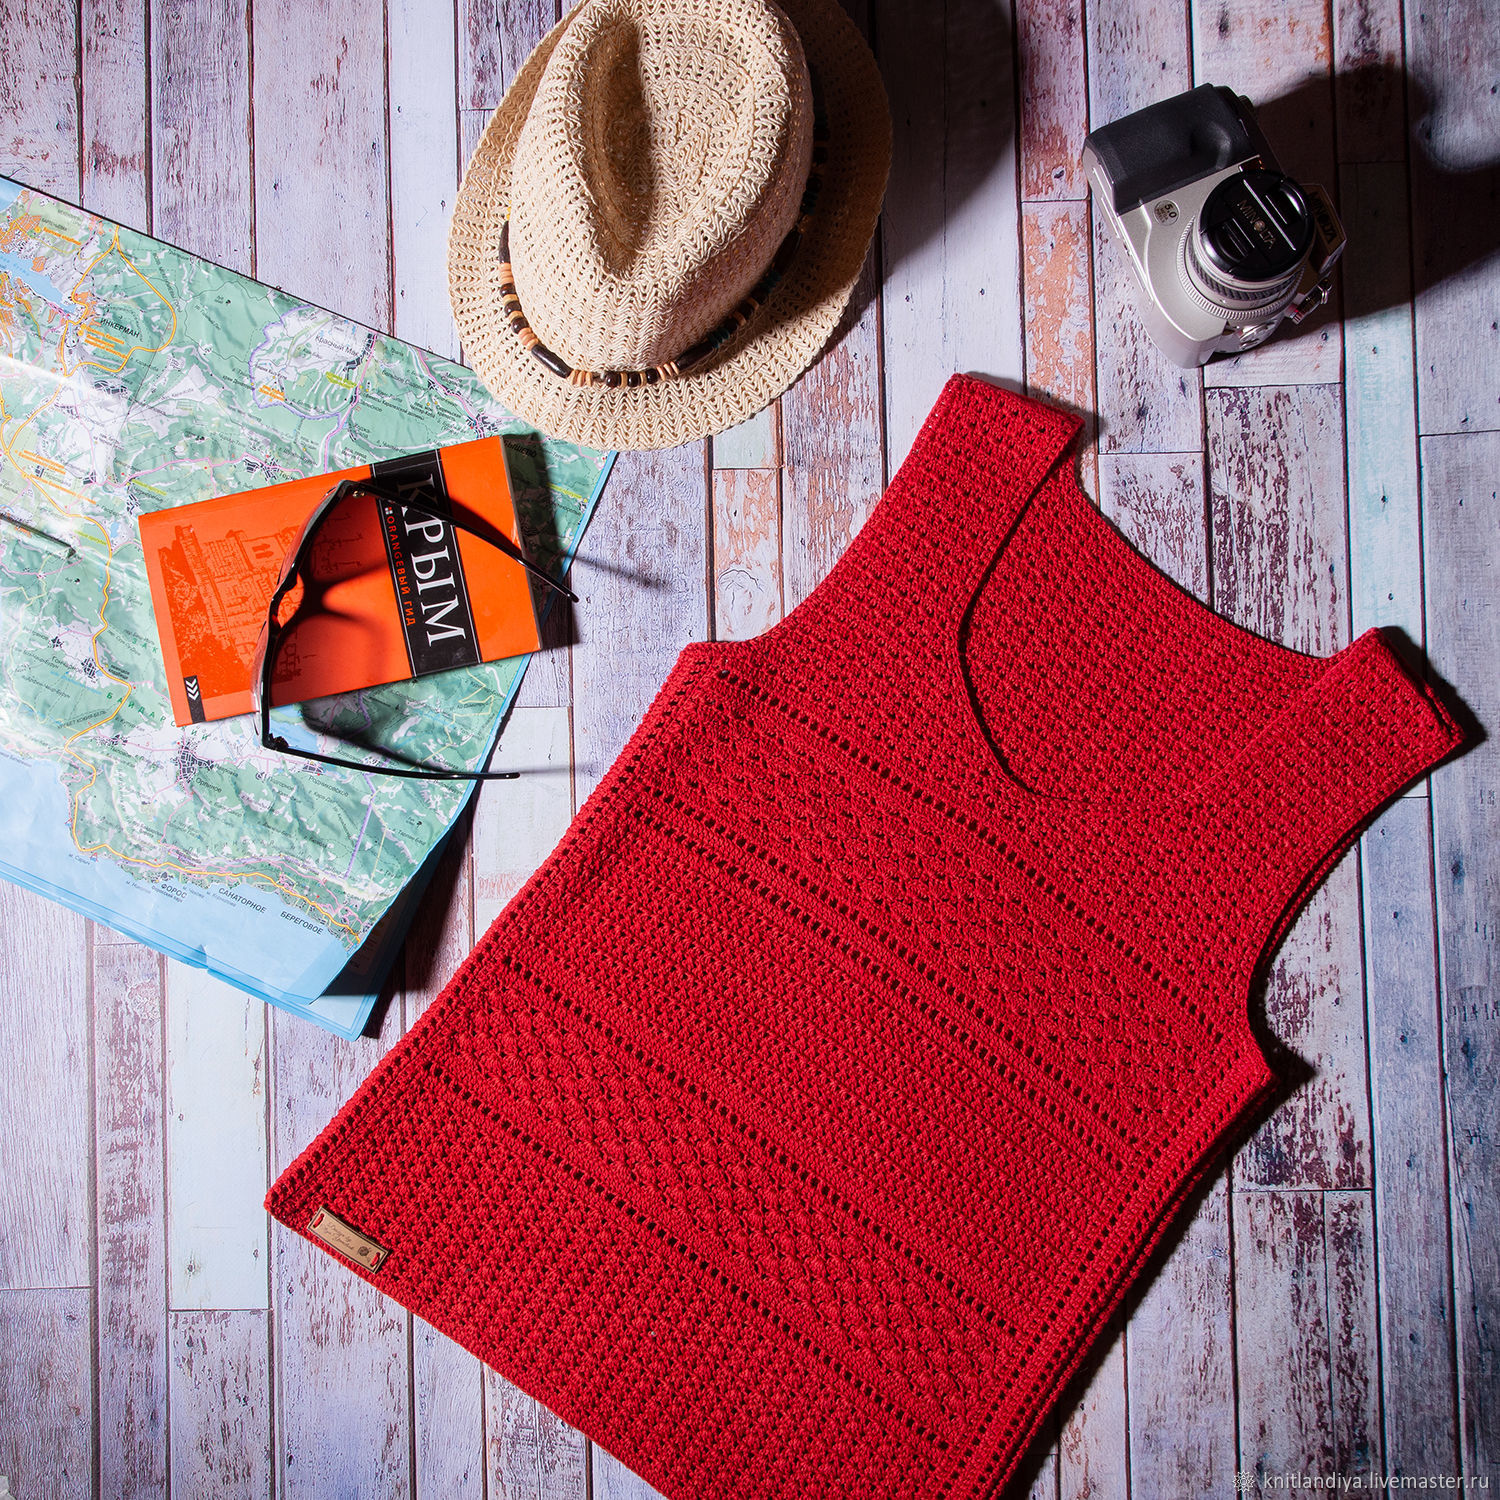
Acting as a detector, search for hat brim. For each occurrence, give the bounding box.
[447,0,892,451]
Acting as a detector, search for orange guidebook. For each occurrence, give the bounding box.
[139,438,540,727]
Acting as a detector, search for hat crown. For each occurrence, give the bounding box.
[509,0,814,371]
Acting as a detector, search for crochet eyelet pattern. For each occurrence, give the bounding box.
[268,377,1464,1500]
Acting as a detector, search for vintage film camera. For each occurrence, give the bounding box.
[1083,85,1345,368]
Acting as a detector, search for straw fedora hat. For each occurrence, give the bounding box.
[447,0,891,451]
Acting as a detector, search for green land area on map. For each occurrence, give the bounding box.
[0,180,608,1015]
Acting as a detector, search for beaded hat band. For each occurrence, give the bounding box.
[447,0,891,452]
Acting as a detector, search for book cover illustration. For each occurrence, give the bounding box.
[139,437,541,726]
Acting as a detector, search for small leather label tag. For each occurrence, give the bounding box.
[308,1206,389,1271]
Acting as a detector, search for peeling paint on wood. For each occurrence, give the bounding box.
[168,1310,272,1498]
[95,940,168,1500]
[713,467,781,642]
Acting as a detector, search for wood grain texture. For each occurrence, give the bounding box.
[413,1319,485,1500]
[1058,1320,1127,1500]
[1085,0,1202,455]
[389,0,461,359]
[473,705,575,930]
[591,1445,666,1500]
[569,443,708,802]
[0,885,91,1291]
[1407,0,1500,436]
[1422,431,1500,1483]
[1342,161,1422,640]
[1097,451,1209,598]
[1325,1190,1382,1479]
[93,939,167,1500]
[0,1289,93,1500]
[780,243,884,611]
[1234,1191,1336,1483]
[876,0,1024,468]
[82,0,149,231]
[251,0,391,324]
[165,964,268,1311]
[1127,1180,1238,1497]
[1022,197,1096,494]
[1017,0,1088,201]
[0,0,80,200]
[270,1008,413,1500]
[1209,385,1371,1192]
[1333,0,1409,163]
[487,1370,589,1500]
[168,1310,272,1499]
[1361,800,1461,1478]
[150,0,252,272]
[711,407,779,470]
[713,467,781,641]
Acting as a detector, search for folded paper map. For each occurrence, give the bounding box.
[0,177,613,1037]
[140,437,542,724]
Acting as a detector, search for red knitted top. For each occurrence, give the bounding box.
[268,377,1463,1498]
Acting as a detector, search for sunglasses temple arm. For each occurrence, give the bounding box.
[362,484,579,605]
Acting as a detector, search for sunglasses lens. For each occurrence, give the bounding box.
[259,489,399,711]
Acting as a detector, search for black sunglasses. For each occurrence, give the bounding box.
[251,477,576,781]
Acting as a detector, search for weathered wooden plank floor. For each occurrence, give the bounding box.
[0,1,1494,1496]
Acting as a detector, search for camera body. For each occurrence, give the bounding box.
[1082,85,1345,368]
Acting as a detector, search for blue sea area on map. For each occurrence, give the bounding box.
[0,251,70,309]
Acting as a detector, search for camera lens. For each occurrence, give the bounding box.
[1183,168,1314,315]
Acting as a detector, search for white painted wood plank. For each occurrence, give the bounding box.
[1017,0,1088,202]
[780,237,884,612]
[390,0,461,359]
[1233,1191,1336,1483]
[711,407,779,470]
[1343,161,1422,642]
[94,938,168,1500]
[591,1445,666,1500]
[1023,197,1097,494]
[1208,385,1371,1192]
[0,884,91,1291]
[713,467,781,642]
[1361,800,1461,1476]
[1058,1319,1127,1500]
[165,962,268,1310]
[1127,1179,1238,1497]
[0,1289,93,1500]
[398,826,488,1492]
[473,704,574,932]
[1097,452,1208,599]
[1325,1190,1382,1479]
[414,1321,486,1500]
[1408,1,1500,436]
[1334,0,1409,164]
[251,0,392,326]
[0,0,80,200]
[570,443,709,802]
[1422,430,1500,1482]
[486,1371,589,1499]
[82,0,149,231]
[876,0,1025,469]
[271,1009,413,1500]
[151,0,253,272]
[169,1309,273,1498]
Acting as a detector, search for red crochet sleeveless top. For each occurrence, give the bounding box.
[269,377,1463,1498]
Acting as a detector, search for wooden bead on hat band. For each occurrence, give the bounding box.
[498,110,829,388]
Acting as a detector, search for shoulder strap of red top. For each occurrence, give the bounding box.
[747,375,1081,671]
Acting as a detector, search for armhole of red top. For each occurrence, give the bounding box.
[1207,629,1464,979]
